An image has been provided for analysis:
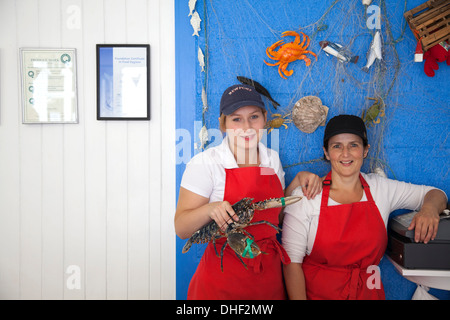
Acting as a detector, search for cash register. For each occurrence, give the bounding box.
[387,208,450,270]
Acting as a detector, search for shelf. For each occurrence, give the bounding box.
[388,256,450,291]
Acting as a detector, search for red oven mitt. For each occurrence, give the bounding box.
[423,41,450,77]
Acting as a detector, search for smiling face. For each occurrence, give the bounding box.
[323,133,369,178]
[223,105,267,151]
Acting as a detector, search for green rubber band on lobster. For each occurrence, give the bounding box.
[281,197,285,206]
[243,238,254,259]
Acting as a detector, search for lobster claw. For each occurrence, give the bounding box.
[253,196,302,210]
[227,232,262,259]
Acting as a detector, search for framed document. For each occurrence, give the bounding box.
[20,48,78,124]
[96,44,150,120]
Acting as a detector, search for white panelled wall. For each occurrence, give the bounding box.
[0,0,175,299]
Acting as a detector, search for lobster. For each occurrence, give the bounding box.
[182,196,302,271]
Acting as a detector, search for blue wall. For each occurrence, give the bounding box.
[175,0,449,300]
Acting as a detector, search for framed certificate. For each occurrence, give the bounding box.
[96,44,150,120]
[20,48,78,124]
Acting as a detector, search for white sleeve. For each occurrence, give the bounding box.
[180,154,214,199]
[377,175,444,213]
[282,187,309,263]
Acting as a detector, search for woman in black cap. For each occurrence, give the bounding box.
[282,114,447,300]
[175,84,322,299]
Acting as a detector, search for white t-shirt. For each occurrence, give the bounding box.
[181,137,285,202]
[282,172,447,263]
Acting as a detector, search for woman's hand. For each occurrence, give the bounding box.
[297,172,323,200]
[408,189,447,244]
[175,188,239,239]
[408,206,440,244]
[285,171,323,199]
[209,201,239,231]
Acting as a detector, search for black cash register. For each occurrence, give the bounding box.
[387,208,450,270]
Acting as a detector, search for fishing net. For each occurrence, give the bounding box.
[188,0,449,191]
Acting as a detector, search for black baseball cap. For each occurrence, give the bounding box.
[323,114,368,147]
[220,84,266,115]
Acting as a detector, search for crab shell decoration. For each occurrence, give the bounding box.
[266,113,292,134]
[264,31,317,79]
[292,96,329,133]
[362,97,385,127]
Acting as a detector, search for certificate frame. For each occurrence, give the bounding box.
[20,48,78,124]
[96,44,150,120]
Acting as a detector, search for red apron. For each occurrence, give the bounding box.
[187,166,290,300]
[302,172,387,300]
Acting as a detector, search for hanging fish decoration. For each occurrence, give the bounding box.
[319,40,359,63]
[201,86,208,113]
[362,31,382,72]
[190,11,201,36]
[198,125,209,150]
[198,47,205,72]
[188,0,197,16]
[237,76,280,109]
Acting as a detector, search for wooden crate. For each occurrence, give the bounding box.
[404,0,450,51]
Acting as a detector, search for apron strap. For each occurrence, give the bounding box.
[344,267,363,300]
[304,258,368,300]
[246,237,291,274]
[320,171,332,208]
[359,174,375,203]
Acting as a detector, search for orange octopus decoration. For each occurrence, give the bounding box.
[264,31,317,79]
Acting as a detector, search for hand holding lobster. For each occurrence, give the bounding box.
[208,200,239,231]
[182,196,302,271]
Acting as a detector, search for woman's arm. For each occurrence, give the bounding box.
[174,187,239,239]
[283,263,307,300]
[285,171,323,199]
[408,189,447,243]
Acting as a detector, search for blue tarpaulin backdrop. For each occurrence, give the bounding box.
[175,0,449,300]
